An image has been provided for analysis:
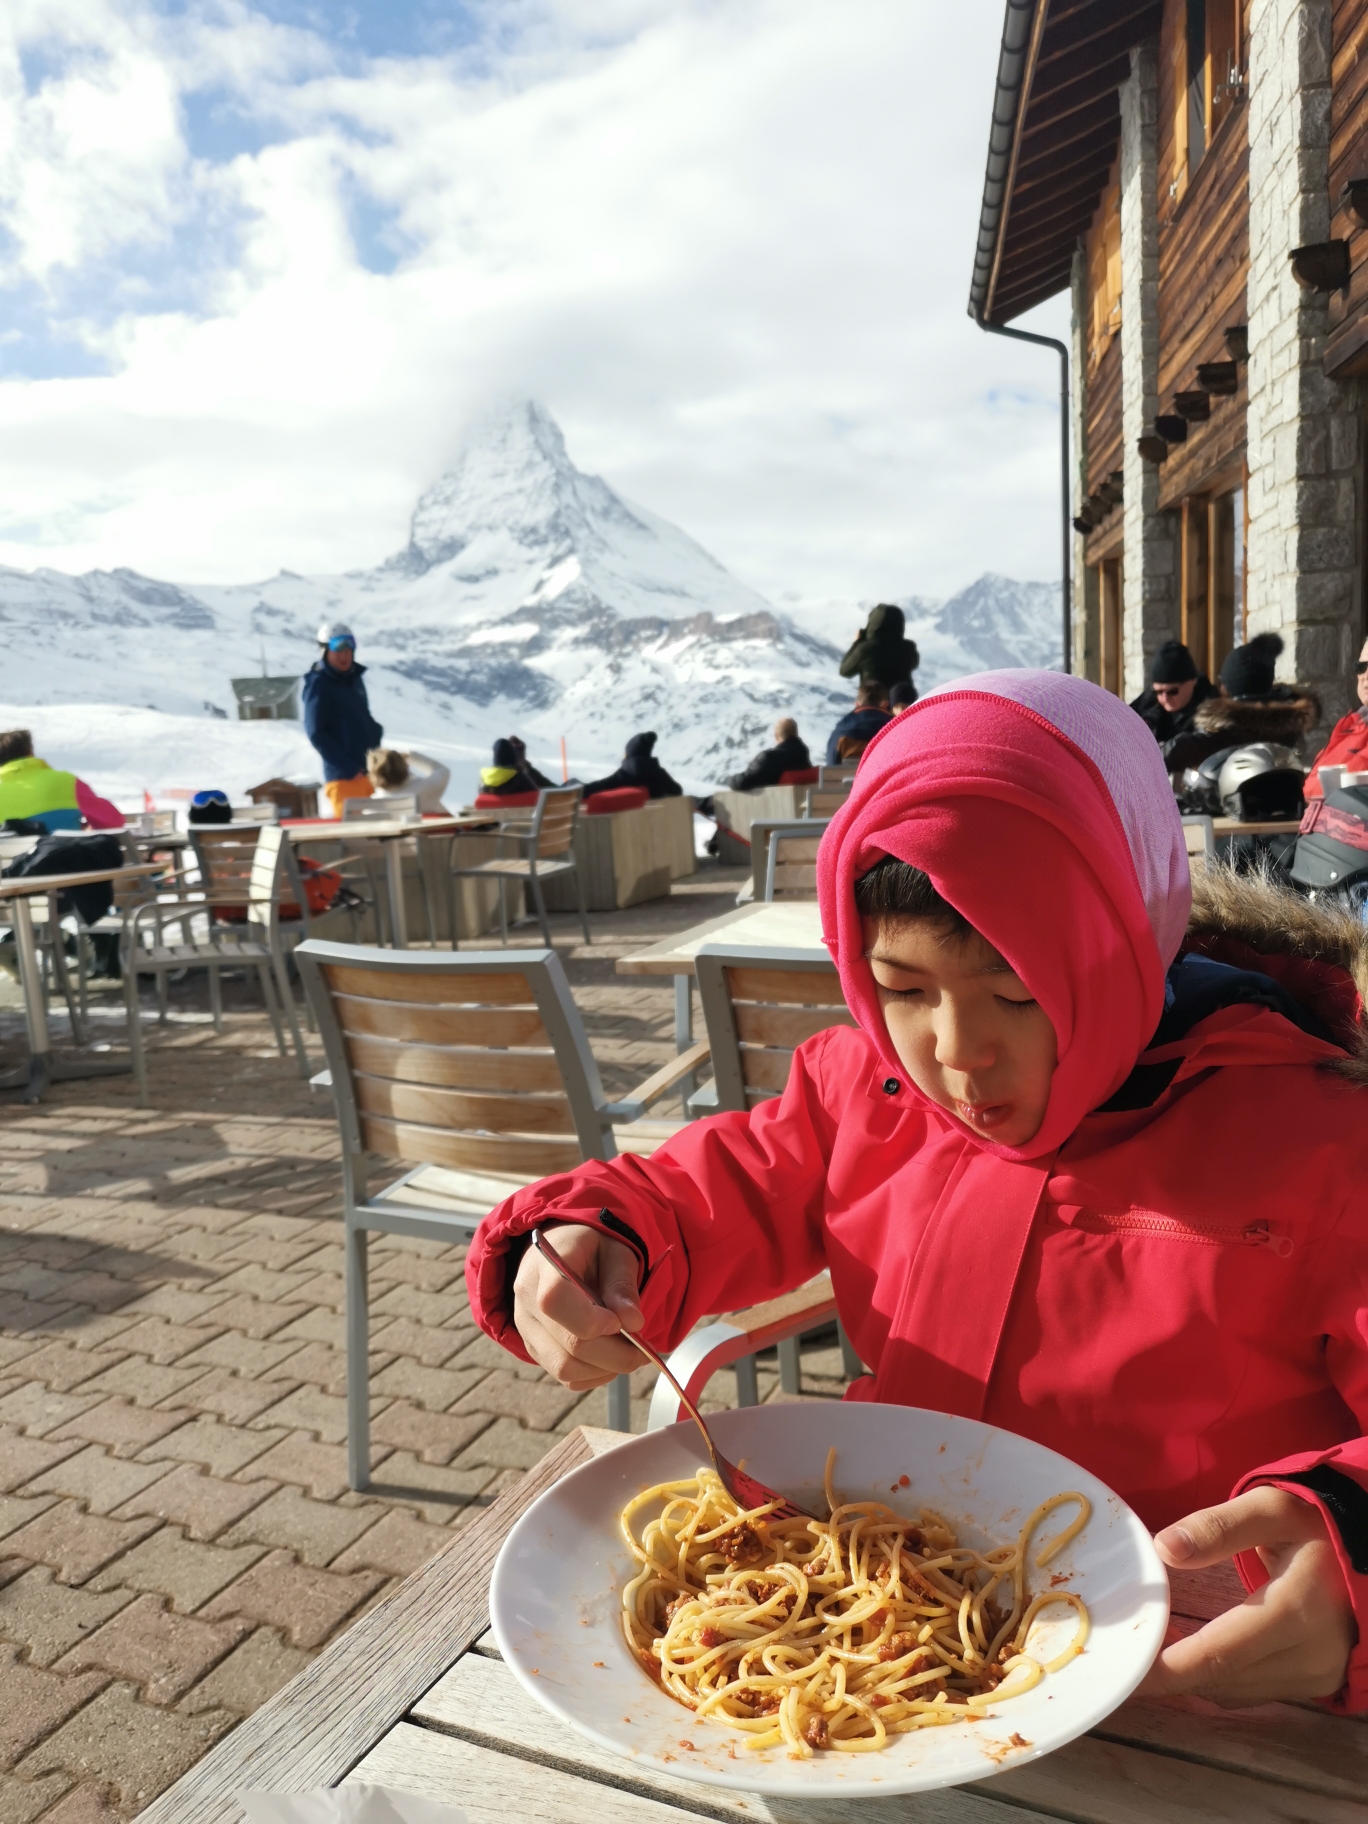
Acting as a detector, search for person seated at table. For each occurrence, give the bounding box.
[724,718,812,792]
[506,736,557,792]
[825,683,892,766]
[0,729,122,832]
[1129,640,1217,744]
[366,748,451,814]
[472,672,1368,1714]
[888,680,917,714]
[1161,633,1319,778]
[580,732,682,801]
[1304,634,1368,801]
[479,738,542,799]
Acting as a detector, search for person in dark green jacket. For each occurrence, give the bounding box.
[838,602,919,690]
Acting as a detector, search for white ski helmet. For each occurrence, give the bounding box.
[1216,742,1305,820]
[316,619,355,646]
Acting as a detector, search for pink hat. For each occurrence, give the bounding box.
[816,670,1191,1160]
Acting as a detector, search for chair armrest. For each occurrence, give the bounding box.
[602,1040,712,1123]
[645,1273,838,1429]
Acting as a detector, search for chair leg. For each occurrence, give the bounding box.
[257,961,288,1057]
[270,949,309,1074]
[778,1335,802,1396]
[607,1373,632,1432]
[735,1355,759,1406]
[156,969,169,1022]
[50,921,86,1045]
[346,1217,372,1490]
[497,879,508,945]
[838,1319,863,1380]
[76,930,89,1030]
[124,967,148,1107]
[572,864,592,947]
[208,967,223,1032]
[528,870,553,948]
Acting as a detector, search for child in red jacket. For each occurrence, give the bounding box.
[466,671,1368,1712]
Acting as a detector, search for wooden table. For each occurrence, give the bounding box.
[1212,818,1303,838]
[284,817,494,949]
[138,1424,1365,1824]
[0,864,162,1102]
[618,899,825,1069]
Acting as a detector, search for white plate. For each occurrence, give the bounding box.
[489,1403,1169,1797]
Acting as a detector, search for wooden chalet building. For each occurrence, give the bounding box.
[972,0,1368,729]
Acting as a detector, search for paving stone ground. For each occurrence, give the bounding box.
[0,864,847,1821]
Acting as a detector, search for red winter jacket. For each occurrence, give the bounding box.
[1306,707,1368,799]
[468,678,1368,1712]
[467,976,1368,1709]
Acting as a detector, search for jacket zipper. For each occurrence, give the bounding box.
[1073,1212,1293,1257]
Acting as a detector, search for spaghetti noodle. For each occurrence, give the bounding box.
[620,1449,1090,1756]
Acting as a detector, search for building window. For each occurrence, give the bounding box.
[1181,487,1244,678]
[1099,559,1124,697]
[1172,0,1242,201]
[1087,172,1122,368]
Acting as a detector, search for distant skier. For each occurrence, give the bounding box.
[839,603,919,691]
[302,621,384,818]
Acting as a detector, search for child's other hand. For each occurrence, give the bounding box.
[511,1223,644,1391]
[1139,1486,1354,1706]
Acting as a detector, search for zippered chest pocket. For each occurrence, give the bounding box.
[1069,1209,1294,1257]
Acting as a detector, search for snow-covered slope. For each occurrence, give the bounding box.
[0,401,1061,806]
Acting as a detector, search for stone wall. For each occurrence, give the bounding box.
[1246,0,1361,734]
[1119,42,1181,700]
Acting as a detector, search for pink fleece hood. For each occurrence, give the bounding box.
[816,670,1191,1160]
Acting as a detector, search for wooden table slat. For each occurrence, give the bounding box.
[410,1649,1059,1824]
[134,1431,594,1824]
[983,1729,1368,1824]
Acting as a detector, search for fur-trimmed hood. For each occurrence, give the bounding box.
[1186,864,1368,1084]
[1192,690,1321,745]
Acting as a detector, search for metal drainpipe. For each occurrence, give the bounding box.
[974,314,1072,675]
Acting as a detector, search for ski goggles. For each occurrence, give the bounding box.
[326,635,356,652]
[191,790,230,809]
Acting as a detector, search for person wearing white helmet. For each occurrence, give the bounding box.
[301,620,384,817]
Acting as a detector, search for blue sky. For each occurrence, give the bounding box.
[0,1,1070,602]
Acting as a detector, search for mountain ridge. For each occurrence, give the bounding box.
[0,400,1061,800]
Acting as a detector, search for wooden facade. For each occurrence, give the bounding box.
[1327,0,1368,376]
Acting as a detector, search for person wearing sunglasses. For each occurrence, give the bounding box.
[1304,636,1368,803]
[1129,640,1217,745]
[302,621,384,818]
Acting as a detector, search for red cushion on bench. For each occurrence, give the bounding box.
[474,791,539,809]
[778,768,819,785]
[584,786,648,815]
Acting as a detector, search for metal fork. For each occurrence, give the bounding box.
[531,1227,820,1522]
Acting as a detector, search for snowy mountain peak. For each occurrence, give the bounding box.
[402,398,642,576]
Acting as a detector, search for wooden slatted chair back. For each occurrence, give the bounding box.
[294,941,615,1180]
[818,764,858,787]
[763,824,825,901]
[343,795,419,821]
[694,944,855,1112]
[191,826,262,900]
[532,787,581,859]
[803,785,851,819]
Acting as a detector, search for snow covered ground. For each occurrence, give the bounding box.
[0,401,1062,809]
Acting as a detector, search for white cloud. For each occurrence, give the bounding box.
[0,0,1071,602]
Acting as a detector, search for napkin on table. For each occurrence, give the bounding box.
[240,1785,467,1823]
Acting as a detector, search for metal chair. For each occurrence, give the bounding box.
[294,940,711,1486]
[693,942,855,1112]
[803,784,852,818]
[450,787,591,948]
[342,795,419,822]
[1182,814,1215,867]
[762,822,826,900]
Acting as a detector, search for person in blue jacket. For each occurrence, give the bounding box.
[302,621,384,816]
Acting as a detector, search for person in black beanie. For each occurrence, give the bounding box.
[1161,632,1321,777]
[1130,640,1216,744]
